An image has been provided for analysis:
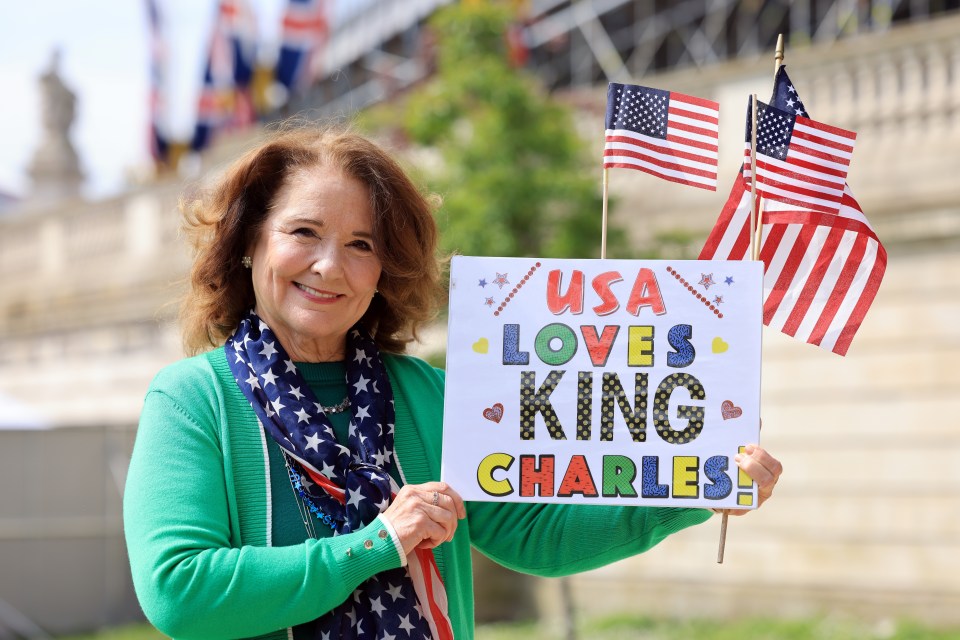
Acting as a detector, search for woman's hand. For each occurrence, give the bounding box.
[383,481,466,556]
[716,443,783,517]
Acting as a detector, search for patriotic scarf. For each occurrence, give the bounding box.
[226,310,452,639]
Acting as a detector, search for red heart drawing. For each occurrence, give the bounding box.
[483,403,504,423]
[721,400,742,420]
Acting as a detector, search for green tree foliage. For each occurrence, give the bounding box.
[400,2,625,258]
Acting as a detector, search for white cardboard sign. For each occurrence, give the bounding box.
[441,257,763,509]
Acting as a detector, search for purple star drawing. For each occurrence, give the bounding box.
[724,276,734,285]
[478,278,488,288]
[699,273,716,289]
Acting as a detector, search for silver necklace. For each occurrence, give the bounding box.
[319,397,351,414]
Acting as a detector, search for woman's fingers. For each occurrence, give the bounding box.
[433,481,467,520]
[719,444,784,517]
[382,482,466,555]
[737,444,783,504]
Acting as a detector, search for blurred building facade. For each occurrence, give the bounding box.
[1,1,959,636]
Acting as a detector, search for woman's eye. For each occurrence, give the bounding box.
[292,227,317,238]
[350,240,374,252]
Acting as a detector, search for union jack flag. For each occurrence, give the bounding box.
[700,66,886,356]
[191,0,258,152]
[275,0,328,92]
[604,83,720,190]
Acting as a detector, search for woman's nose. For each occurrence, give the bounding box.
[311,244,345,279]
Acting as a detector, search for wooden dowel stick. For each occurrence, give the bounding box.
[749,93,759,261]
[600,168,609,259]
[717,511,729,563]
[775,33,785,74]
[719,33,785,562]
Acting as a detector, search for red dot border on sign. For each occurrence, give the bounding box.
[493,262,542,316]
[666,266,724,318]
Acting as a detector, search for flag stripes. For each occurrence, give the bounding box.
[700,171,886,355]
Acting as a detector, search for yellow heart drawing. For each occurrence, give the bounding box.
[712,337,729,354]
[472,337,489,354]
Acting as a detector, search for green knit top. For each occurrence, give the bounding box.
[123,347,712,640]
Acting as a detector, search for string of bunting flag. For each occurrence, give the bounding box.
[147,0,329,168]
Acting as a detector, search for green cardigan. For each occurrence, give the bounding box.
[124,347,712,640]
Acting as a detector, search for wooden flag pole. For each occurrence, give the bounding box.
[749,93,759,261]
[719,34,784,563]
[775,33,785,73]
[718,91,761,564]
[601,168,610,259]
[718,93,758,565]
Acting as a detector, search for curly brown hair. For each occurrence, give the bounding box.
[179,127,443,355]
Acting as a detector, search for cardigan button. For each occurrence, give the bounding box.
[364,540,374,550]
[378,529,388,540]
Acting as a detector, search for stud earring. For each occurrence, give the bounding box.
[241,256,252,268]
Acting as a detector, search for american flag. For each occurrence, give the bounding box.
[700,66,886,356]
[744,99,856,215]
[604,83,720,191]
[275,0,328,91]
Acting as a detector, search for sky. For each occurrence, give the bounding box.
[0,0,368,201]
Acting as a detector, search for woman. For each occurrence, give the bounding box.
[124,128,782,640]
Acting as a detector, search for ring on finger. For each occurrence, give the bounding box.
[432,491,439,506]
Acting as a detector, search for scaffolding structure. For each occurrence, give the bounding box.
[303,0,959,116]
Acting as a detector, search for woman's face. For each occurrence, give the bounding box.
[247,163,382,361]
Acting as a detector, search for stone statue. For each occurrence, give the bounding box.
[26,50,84,205]
[39,51,77,134]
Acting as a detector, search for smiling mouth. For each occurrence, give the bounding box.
[296,283,340,299]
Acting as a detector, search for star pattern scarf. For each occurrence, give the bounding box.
[226,310,452,640]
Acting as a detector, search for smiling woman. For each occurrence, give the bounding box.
[123,125,782,640]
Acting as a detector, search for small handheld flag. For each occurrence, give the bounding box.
[701,66,885,356]
[604,83,720,191]
[743,99,857,215]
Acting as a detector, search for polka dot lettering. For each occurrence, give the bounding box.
[600,372,648,443]
[653,372,706,445]
[520,370,568,441]
[576,371,593,441]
